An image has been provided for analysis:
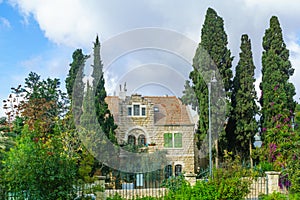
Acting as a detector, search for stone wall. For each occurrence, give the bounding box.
[114,94,196,174]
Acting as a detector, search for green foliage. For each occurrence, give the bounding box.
[20,72,68,133]
[1,124,77,199]
[77,82,100,182]
[260,16,295,130]
[107,194,125,200]
[77,147,96,183]
[182,7,233,150]
[294,104,300,131]
[259,17,297,193]
[288,193,300,200]
[180,80,197,111]
[209,152,252,199]
[226,34,258,160]
[66,49,87,125]
[161,174,187,193]
[0,117,15,169]
[259,192,287,200]
[65,49,87,99]
[254,162,275,175]
[257,110,299,193]
[163,152,252,200]
[91,36,117,144]
[199,8,233,93]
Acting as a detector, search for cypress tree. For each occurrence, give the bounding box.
[199,8,233,93]
[183,8,233,151]
[65,49,97,183]
[65,49,88,125]
[260,16,296,130]
[227,34,258,161]
[66,49,87,99]
[79,81,99,183]
[91,36,117,144]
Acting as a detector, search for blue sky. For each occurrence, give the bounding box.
[1,0,300,117]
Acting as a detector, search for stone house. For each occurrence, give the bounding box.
[105,89,196,178]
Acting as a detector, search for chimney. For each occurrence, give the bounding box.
[119,82,127,100]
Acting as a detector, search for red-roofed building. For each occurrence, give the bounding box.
[105,90,196,177]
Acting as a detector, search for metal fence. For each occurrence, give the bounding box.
[0,183,101,200]
[105,170,166,199]
[0,173,275,200]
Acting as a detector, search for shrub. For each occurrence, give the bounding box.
[259,192,287,200]
[163,152,252,200]
[161,174,187,193]
[1,125,77,199]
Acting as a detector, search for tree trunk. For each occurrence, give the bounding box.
[215,140,219,168]
[249,139,253,168]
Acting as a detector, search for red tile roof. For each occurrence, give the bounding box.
[145,96,193,125]
[105,95,194,126]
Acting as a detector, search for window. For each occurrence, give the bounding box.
[164,165,172,179]
[141,107,146,116]
[127,107,132,116]
[127,104,146,117]
[174,133,182,148]
[164,133,173,148]
[164,133,182,148]
[175,164,182,176]
[128,135,136,145]
[138,135,146,146]
[154,107,159,112]
[133,105,140,116]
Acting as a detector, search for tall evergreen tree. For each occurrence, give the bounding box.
[91,36,117,144]
[78,81,100,183]
[66,49,87,99]
[65,49,88,124]
[64,49,97,183]
[260,16,296,130]
[226,34,258,161]
[182,8,233,151]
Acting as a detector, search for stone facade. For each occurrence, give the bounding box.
[105,93,196,176]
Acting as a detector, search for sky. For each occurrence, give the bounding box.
[1,0,300,117]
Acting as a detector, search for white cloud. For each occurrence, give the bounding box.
[17,46,74,93]
[0,17,11,29]
[287,37,300,102]
[6,0,300,102]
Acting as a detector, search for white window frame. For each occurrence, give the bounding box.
[127,106,132,116]
[127,104,147,117]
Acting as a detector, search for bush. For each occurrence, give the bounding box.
[162,153,252,200]
[259,192,287,200]
[161,174,187,193]
[1,125,77,199]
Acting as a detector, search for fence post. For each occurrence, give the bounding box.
[184,173,197,186]
[265,171,281,194]
[94,176,106,200]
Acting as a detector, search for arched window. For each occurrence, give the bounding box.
[164,165,173,179]
[138,135,146,146]
[128,135,136,146]
[175,164,182,176]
